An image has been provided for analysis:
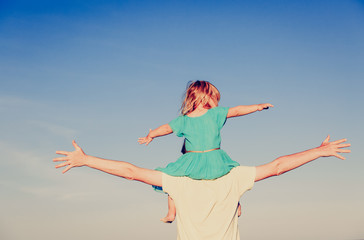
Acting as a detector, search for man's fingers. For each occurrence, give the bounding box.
[332,138,347,144]
[72,140,80,150]
[55,162,70,168]
[322,135,330,144]
[56,151,70,155]
[62,165,72,174]
[335,153,346,160]
[338,143,351,148]
[53,157,68,162]
[337,149,351,153]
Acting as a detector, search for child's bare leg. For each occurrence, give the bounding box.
[238,202,242,217]
[161,195,176,223]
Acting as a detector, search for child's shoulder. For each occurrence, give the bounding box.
[209,106,229,113]
[211,106,229,110]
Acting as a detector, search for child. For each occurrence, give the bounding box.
[138,80,273,223]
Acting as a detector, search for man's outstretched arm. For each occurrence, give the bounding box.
[255,135,350,182]
[53,141,163,187]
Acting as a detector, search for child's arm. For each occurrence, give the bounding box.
[53,141,163,186]
[254,135,350,182]
[227,103,273,118]
[138,124,173,145]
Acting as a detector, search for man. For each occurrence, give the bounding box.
[53,135,350,240]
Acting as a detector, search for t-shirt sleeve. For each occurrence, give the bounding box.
[234,166,256,197]
[162,173,179,200]
[168,116,184,137]
[214,106,229,129]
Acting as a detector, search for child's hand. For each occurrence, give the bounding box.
[138,136,153,145]
[138,129,153,146]
[258,103,274,111]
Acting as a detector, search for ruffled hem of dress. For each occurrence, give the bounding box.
[152,164,239,194]
[152,149,239,193]
[156,150,239,178]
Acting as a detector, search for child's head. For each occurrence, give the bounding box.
[181,80,220,115]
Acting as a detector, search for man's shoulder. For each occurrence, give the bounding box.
[229,166,256,193]
[229,166,256,176]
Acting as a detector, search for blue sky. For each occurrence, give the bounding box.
[1,1,363,239]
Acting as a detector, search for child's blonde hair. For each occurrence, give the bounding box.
[181,80,221,115]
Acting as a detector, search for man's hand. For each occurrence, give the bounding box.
[53,140,87,173]
[317,135,351,160]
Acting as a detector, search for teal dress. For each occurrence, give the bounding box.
[156,106,239,183]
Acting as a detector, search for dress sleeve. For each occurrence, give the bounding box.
[214,107,229,129]
[168,115,184,137]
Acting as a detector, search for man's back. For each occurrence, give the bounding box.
[162,166,256,240]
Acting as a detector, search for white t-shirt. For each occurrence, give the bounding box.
[162,166,256,240]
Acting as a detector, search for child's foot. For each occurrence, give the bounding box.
[160,214,175,223]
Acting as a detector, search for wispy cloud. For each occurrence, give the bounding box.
[0,140,57,180]
[28,120,77,139]
[21,185,100,201]
[0,95,41,109]
[0,179,101,202]
[0,95,77,138]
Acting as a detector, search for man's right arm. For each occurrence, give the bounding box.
[255,136,350,182]
[54,140,163,187]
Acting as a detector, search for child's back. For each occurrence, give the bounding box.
[160,106,238,180]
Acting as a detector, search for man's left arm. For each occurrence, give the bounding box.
[255,136,350,182]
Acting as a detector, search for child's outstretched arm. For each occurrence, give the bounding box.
[53,140,163,186]
[227,103,273,118]
[138,124,173,145]
[254,135,350,182]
